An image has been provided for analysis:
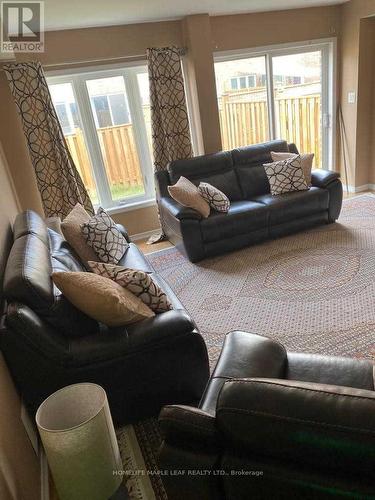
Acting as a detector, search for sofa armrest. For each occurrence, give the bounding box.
[115,223,131,243]
[311,169,340,188]
[159,196,202,221]
[217,378,375,475]
[159,404,218,447]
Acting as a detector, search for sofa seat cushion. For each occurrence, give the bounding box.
[117,243,154,273]
[252,187,329,225]
[200,201,268,244]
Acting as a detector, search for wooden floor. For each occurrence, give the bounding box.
[136,237,172,255]
[135,191,374,255]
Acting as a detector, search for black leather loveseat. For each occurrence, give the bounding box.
[155,140,343,262]
[0,211,209,424]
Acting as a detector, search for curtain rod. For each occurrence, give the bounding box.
[0,47,187,71]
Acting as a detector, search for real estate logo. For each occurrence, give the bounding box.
[1,1,44,53]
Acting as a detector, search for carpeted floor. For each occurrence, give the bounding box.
[119,194,375,498]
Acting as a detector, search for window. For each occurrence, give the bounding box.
[214,40,335,170]
[48,65,154,210]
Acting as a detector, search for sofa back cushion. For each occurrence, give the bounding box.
[168,151,242,201]
[232,140,290,198]
[3,211,99,338]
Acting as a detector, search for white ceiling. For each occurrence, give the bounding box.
[43,0,348,31]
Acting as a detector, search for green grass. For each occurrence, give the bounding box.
[111,183,145,201]
[87,183,145,206]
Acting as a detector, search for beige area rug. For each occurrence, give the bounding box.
[117,194,375,499]
[148,194,375,366]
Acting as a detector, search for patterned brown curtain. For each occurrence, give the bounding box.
[147,47,193,172]
[4,61,94,218]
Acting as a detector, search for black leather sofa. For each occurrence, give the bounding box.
[158,331,375,499]
[155,140,343,262]
[0,210,209,424]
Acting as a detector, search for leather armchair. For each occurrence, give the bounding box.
[158,331,375,499]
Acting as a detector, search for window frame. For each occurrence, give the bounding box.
[47,63,155,211]
[214,38,337,170]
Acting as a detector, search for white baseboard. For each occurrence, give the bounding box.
[130,229,160,242]
[342,183,371,193]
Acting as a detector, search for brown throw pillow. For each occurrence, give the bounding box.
[61,204,99,265]
[271,151,314,186]
[168,176,210,218]
[88,261,173,314]
[52,271,154,327]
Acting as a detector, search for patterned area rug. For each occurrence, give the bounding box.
[117,194,375,499]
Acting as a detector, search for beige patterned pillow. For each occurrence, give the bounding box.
[88,261,173,314]
[61,203,99,264]
[263,155,308,196]
[81,208,129,264]
[168,176,210,218]
[271,151,314,186]
[198,182,230,213]
[52,271,154,327]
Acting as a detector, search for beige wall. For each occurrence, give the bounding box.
[2,2,374,234]
[339,0,375,188]
[0,145,40,500]
[211,5,340,51]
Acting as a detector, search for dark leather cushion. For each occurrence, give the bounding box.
[200,201,268,243]
[217,378,375,476]
[13,209,49,246]
[252,187,329,225]
[3,220,99,338]
[117,242,154,273]
[311,169,340,188]
[287,352,375,390]
[168,151,242,201]
[232,140,289,198]
[200,331,287,415]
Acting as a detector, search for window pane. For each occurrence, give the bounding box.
[86,76,146,202]
[272,51,322,167]
[50,83,99,205]
[55,103,71,134]
[108,93,130,125]
[91,95,112,128]
[215,56,269,150]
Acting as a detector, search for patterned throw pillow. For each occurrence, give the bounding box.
[198,182,230,213]
[168,176,210,218]
[81,208,129,264]
[271,151,314,186]
[88,261,173,314]
[263,155,308,196]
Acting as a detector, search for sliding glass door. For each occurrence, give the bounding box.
[214,41,334,169]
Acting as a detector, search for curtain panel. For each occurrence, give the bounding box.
[147,47,193,172]
[4,61,94,218]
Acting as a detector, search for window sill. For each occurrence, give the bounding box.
[105,198,157,215]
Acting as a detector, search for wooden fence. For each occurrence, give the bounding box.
[65,93,322,194]
[65,124,143,194]
[219,92,321,167]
